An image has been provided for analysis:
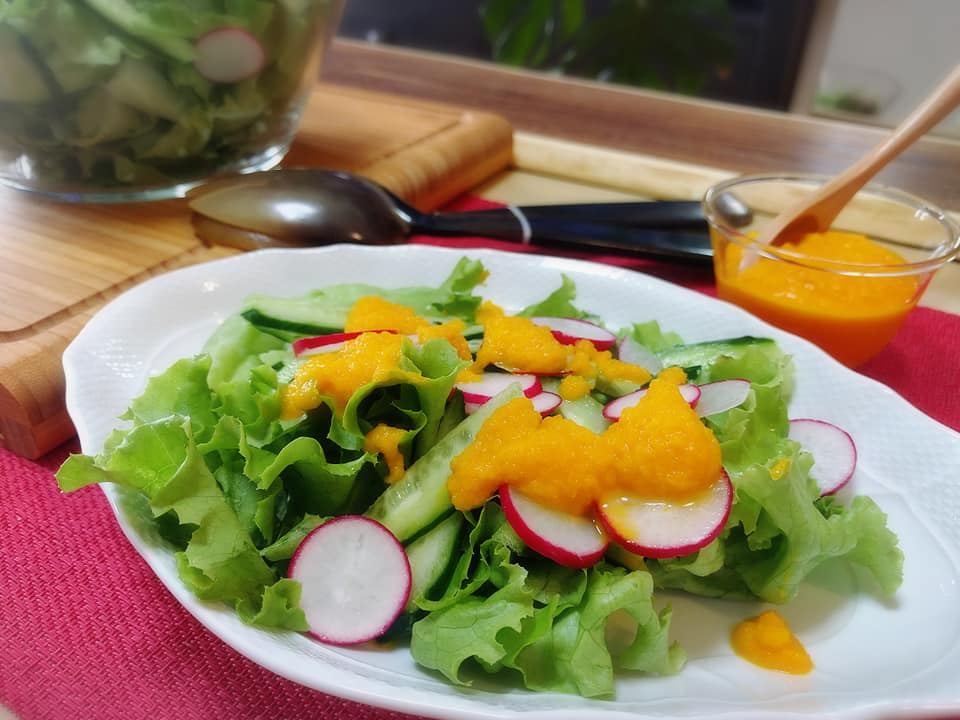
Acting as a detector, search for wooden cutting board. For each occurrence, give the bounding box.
[0,84,513,459]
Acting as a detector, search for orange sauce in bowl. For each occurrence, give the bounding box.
[713,230,923,367]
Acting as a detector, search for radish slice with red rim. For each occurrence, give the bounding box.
[500,485,608,568]
[597,471,732,559]
[288,516,411,645]
[456,372,541,403]
[465,390,562,417]
[293,331,362,357]
[602,383,701,420]
[788,418,857,496]
[615,336,663,374]
[194,27,266,84]
[530,391,562,416]
[528,316,617,350]
[694,379,751,417]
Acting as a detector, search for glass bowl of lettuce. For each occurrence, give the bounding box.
[0,0,343,202]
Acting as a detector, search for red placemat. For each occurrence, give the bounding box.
[2,196,958,720]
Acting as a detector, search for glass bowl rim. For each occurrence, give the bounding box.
[702,172,960,277]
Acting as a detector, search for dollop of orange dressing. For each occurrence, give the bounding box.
[447,368,722,515]
[473,302,569,374]
[282,297,475,419]
[557,374,592,400]
[345,295,473,360]
[345,295,424,334]
[470,302,651,388]
[716,230,920,367]
[730,610,813,675]
[363,424,407,483]
[281,331,413,418]
[602,366,721,501]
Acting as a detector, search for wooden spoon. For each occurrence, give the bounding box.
[757,63,960,246]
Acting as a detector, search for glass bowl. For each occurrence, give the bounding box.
[703,173,960,367]
[0,0,343,202]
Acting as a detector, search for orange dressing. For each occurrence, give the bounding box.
[557,374,592,401]
[730,610,813,674]
[769,457,791,480]
[284,295,478,418]
[281,331,414,418]
[471,302,651,387]
[447,370,722,515]
[345,295,424,334]
[345,295,473,360]
[601,367,721,502]
[363,424,408,483]
[473,302,569,375]
[714,230,920,367]
[284,296,711,519]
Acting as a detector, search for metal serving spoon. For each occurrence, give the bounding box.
[189,169,751,263]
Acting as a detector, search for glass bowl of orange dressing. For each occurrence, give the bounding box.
[703,174,960,367]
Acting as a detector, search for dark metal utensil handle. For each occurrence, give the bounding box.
[409,201,715,262]
[522,218,713,263]
[413,201,709,240]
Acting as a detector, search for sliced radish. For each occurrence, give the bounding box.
[194,27,266,84]
[456,372,541,403]
[615,336,663,374]
[602,383,701,420]
[597,471,732,559]
[293,331,363,357]
[292,329,398,357]
[528,316,617,351]
[530,391,562,416]
[788,418,857,496]
[500,485,608,568]
[694,379,751,417]
[464,390,562,417]
[288,516,411,645]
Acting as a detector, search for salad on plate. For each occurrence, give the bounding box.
[56,256,903,698]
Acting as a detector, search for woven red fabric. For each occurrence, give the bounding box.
[2,195,958,720]
[0,446,428,720]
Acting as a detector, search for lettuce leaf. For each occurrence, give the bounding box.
[627,320,684,352]
[642,340,903,602]
[58,416,304,627]
[243,256,489,338]
[410,503,682,697]
[518,275,587,319]
[57,272,470,630]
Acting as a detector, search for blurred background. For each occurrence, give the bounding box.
[337,0,960,138]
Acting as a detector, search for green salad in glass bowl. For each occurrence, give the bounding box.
[0,0,342,201]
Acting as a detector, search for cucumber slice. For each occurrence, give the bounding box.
[558,394,610,434]
[365,385,521,543]
[539,378,609,434]
[403,512,464,612]
[241,296,343,340]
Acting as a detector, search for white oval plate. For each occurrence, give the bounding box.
[63,245,960,719]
